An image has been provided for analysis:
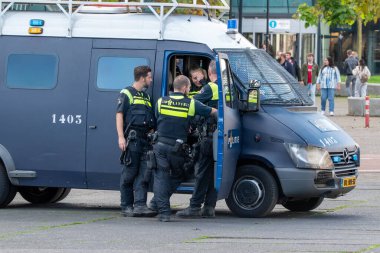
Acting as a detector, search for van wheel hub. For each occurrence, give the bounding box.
[234,178,263,209]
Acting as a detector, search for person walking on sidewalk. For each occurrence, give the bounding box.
[353,59,371,97]
[316,57,341,116]
[301,53,319,105]
[343,50,359,97]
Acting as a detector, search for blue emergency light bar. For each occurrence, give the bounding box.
[227,19,238,34]
[30,19,44,27]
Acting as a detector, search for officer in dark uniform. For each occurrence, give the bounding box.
[176,60,219,218]
[153,75,217,222]
[116,65,156,217]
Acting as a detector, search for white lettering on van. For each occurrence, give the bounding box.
[319,136,338,147]
[52,114,82,125]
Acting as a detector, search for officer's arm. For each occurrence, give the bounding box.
[194,100,217,118]
[116,93,129,151]
[116,113,126,151]
[193,85,213,104]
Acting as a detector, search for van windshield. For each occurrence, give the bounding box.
[217,49,312,106]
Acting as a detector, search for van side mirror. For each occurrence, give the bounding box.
[249,79,261,89]
[247,88,260,111]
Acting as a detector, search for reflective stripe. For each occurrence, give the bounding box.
[188,99,195,116]
[121,89,151,107]
[157,98,162,112]
[209,82,219,101]
[188,91,200,98]
[160,109,188,118]
[121,89,133,103]
[161,105,189,112]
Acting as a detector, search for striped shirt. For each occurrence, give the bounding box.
[316,66,341,89]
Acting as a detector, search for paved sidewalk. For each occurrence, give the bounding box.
[315,96,380,172]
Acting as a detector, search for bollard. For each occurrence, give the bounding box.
[365,96,370,128]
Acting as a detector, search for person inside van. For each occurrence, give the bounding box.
[188,67,207,98]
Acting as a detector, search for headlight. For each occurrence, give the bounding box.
[285,143,334,170]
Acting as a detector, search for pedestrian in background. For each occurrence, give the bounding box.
[316,57,341,116]
[278,53,295,77]
[343,50,359,97]
[353,59,371,97]
[285,52,301,81]
[301,53,319,105]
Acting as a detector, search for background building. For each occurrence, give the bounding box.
[229,0,319,66]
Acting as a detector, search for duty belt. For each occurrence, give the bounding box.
[157,136,178,145]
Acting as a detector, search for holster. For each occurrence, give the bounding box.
[144,150,156,183]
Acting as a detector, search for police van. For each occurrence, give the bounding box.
[0,0,359,217]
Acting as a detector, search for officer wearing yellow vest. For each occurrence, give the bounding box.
[188,67,207,98]
[176,60,219,218]
[116,65,156,218]
[153,75,217,222]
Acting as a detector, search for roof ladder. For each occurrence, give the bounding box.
[0,0,230,38]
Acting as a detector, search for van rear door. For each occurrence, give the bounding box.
[85,48,156,189]
[215,53,242,199]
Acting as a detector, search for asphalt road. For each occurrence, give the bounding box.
[1,97,380,253]
[1,172,380,253]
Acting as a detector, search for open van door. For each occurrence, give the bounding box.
[215,53,241,199]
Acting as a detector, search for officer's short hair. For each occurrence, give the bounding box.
[208,60,217,75]
[347,49,352,56]
[173,75,190,90]
[134,65,151,81]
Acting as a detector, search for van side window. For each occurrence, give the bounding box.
[166,54,210,94]
[220,59,235,108]
[6,54,58,89]
[96,57,149,90]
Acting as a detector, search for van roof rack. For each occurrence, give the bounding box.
[0,0,229,38]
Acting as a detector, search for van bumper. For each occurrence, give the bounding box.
[276,167,359,199]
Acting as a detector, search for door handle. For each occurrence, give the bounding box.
[89,125,97,129]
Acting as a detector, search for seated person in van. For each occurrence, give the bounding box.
[188,67,208,98]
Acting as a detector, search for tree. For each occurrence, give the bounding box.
[295,0,380,59]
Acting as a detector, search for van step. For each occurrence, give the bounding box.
[8,170,36,178]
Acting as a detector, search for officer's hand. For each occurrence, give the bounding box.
[118,137,127,151]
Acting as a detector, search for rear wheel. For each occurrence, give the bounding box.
[282,197,324,212]
[52,188,71,203]
[226,165,278,218]
[18,187,66,204]
[0,163,17,208]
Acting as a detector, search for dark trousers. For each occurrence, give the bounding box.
[190,137,217,208]
[120,139,149,209]
[153,142,185,215]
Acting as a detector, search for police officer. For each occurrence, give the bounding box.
[116,65,156,217]
[176,60,219,218]
[153,75,217,222]
[188,67,207,98]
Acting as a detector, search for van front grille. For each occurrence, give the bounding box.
[330,150,358,178]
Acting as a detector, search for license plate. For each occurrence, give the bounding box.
[341,177,356,188]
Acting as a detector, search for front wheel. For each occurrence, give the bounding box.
[0,163,17,208]
[226,165,278,218]
[18,187,66,204]
[282,197,324,212]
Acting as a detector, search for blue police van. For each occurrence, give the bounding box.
[0,0,359,217]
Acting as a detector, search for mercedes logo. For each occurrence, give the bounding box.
[342,148,350,164]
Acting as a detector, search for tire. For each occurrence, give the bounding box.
[52,188,71,203]
[0,163,17,208]
[18,187,65,204]
[226,165,278,218]
[282,197,324,212]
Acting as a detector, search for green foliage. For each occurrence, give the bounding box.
[295,0,380,27]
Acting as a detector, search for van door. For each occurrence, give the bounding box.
[215,53,242,199]
[86,49,155,189]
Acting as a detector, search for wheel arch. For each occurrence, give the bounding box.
[237,157,285,199]
[0,144,18,185]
